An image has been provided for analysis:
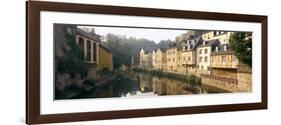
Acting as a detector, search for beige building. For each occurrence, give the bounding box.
[202,31,234,44]
[176,49,184,73]
[166,47,178,72]
[139,48,152,69]
[152,50,157,69]
[211,44,238,70]
[196,39,220,75]
[155,48,167,70]
[75,28,113,71]
[180,36,203,75]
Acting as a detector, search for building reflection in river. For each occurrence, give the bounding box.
[73,72,229,99]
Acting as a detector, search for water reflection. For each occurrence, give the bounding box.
[73,72,229,99]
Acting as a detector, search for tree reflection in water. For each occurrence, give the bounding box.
[73,72,229,99]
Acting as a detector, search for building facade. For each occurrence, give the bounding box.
[196,40,220,75]
[155,48,167,70]
[75,27,113,71]
[202,31,234,44]
[139,48,152,69]
[180,36,203,75]
[152,50,157,69]
[166,47,178,72]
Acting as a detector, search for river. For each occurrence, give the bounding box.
[73,72,229,99]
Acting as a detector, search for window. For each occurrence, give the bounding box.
[86,40,91,61]
[173,58,175,62]
[78,37,84,60]
[204,56,208,62]
[199,57,202,62]
[222,56,226,63]
[188,57,191,61]
[78,37,84,50]
[232,55,237,62]
[199,49,202,54]
[93,42,97,62]
[216,31,220,35]
[204,49,208,54]
[183,57,186,61]
[201,65,204,69]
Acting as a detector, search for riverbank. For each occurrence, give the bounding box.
[131,68,201,86]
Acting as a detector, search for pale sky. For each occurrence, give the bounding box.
[78,26,188,43]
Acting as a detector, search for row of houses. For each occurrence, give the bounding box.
[133,31,252,92]
[136,31,236,75]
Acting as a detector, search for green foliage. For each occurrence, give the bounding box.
[56,34,88,78]
[102,34,132,69]
[68,83,81,90]
[229,32,252,67]
[83,79,96,86]
[102,34,174,69]
[97,67,111,77]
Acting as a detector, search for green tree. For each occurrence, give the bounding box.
[103,34,132,69]
[55,34,88,78]
[229,32,252,67]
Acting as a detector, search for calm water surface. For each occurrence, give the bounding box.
[73,72,229,99]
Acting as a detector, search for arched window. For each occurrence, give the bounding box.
[93,42,97,62]
[86,40,91,61]
[78,37,84,60]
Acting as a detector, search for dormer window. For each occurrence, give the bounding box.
[224,45,228,51]
[216,31,220,35]
[190,39,194,45]
[203,41,206,46]
[187,45,191,50]
[215,46,219,52]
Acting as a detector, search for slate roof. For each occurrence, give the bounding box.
[158,48,167,53]
[179,36,204,51]
[76,28,101,42]
[211,44,234,55]
[198,39,220,48]
[99,44,112,54]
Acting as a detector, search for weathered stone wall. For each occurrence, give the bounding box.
[237,64,252,92]
[211,68,237,79]
[201,76,241,92]
[237,72,252,92]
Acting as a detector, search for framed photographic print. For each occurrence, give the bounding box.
[26,1,268,124]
